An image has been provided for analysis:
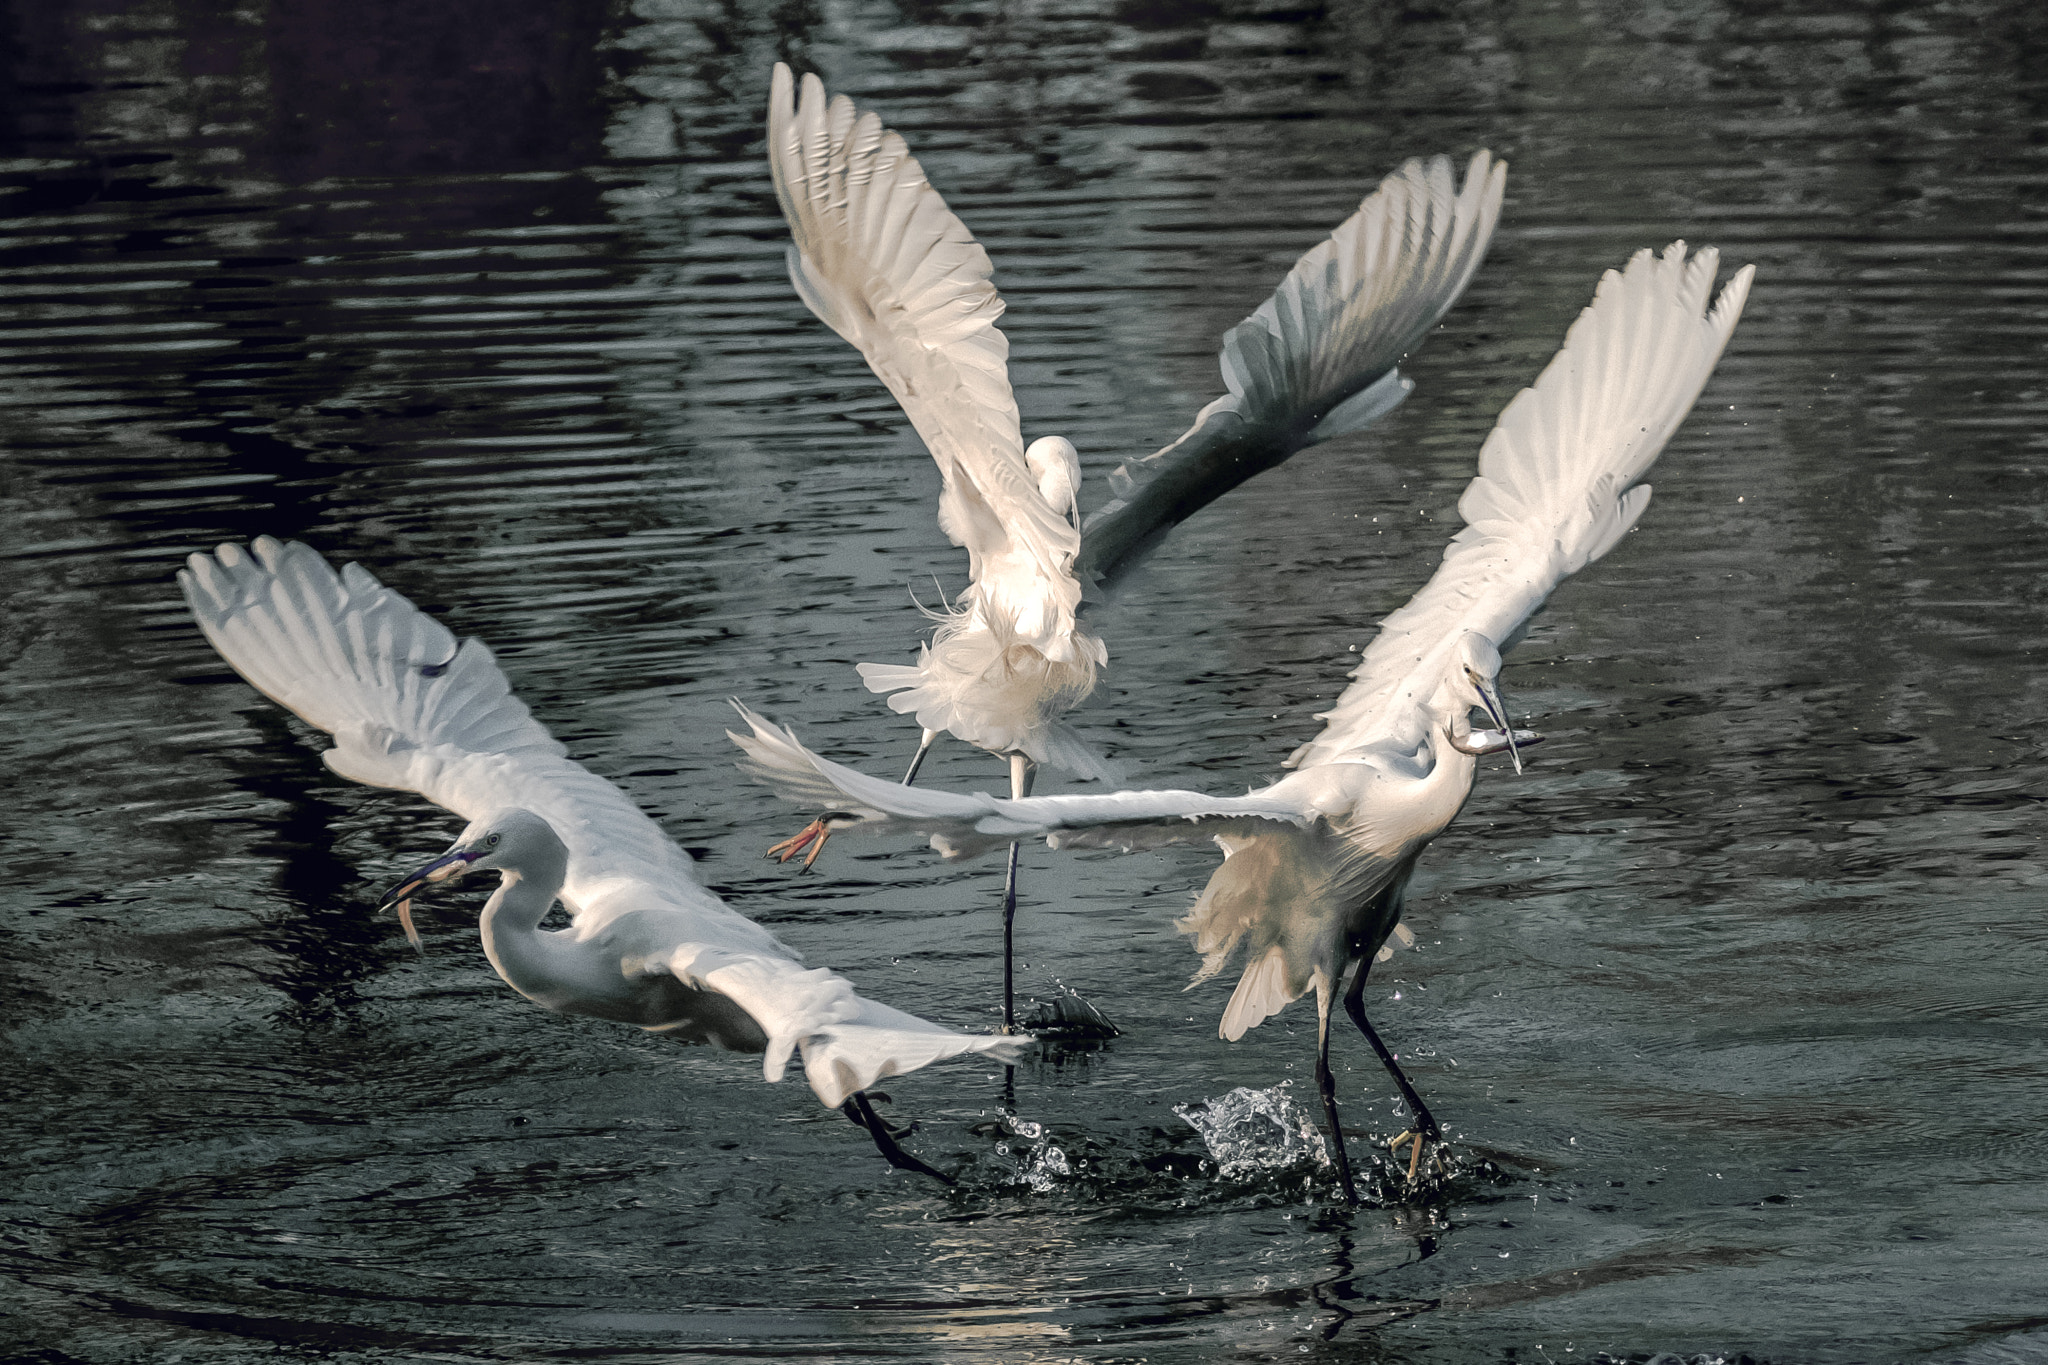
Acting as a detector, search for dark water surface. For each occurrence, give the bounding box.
[4,1,2046,1361]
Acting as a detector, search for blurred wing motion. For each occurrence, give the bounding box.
[181,537,1022,1107]
[1078,150,1508,587]
[1289,241,1755,769]
[728,701,1307,860]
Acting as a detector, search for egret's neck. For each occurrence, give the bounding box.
[1429,726,1482,829]
[479,868,559,936]
[1431,728,1479,786]
[476,849,569,1002]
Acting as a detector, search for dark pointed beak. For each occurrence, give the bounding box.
[375,849,478,953]
[1452,727,1544,758]
[1474,675,1522,774]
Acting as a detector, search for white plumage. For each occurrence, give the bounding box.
[734,241,1754,1200]
[179,537,1023,1124]
[1078,149,1507,586]
[762,63,1514,1046]
[1288,240,1756,768]
[768,62,1107,775]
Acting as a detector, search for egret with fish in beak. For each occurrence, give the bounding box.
[376,840,485,952]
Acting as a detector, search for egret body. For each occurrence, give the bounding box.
[734,242,1754,1201]
[182,537,1023,1182]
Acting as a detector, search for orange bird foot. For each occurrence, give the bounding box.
[766,818,834,871]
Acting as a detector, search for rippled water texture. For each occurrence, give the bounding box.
[5,1,2047,1361]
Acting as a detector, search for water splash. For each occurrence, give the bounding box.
[1174,1083,1329,1180]
[988,1113,1074,1193]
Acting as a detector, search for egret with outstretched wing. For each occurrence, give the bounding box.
[734,242,1754,1202]
[763,64,1107,1029]
[761,62,1505,1034]
[1077,149,1506,588]
[766,62,1107,789]
[181,537,1023,1184]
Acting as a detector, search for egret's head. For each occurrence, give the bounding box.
[373,809,559,952]
[1447,633,1521,774]
[1023,435,1081,522]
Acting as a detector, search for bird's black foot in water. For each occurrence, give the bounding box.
[848,1089,914,1137]
[1018,992,1120,1042]
[843,1091,954,1185]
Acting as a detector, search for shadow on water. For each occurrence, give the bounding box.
[4,0,2048,1362]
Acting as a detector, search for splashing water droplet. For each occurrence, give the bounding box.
[1175,1084,1330,1180]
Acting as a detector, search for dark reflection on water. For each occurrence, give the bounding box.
[4,0,2046,1361]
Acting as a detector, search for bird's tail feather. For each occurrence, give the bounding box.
[676,946,1023,1108]
[1177,829,1353,1039]
[857,596,1111,777]
[1219,947,1296,1042]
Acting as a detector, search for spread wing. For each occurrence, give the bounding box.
[766,63,1081,637]
[1207,148,1507,445]
[1079,150,1507,587]
[728,701,1307,861]
[654,944,1024,1107]
[1288,242,1754,768]
[179,536,711,899]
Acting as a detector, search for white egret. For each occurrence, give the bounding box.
[732,241,1754,1202]
[760,61,1505,1033]
[180,536,1024,1183]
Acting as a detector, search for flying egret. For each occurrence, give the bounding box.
[760,61,1505,1033]
[179,536,1024,1183]
[732,241,1754,1202]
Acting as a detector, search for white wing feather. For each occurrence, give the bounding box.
[728,701,1307,860]
[1091,150,1506,538]
[1288,242,1754,767]
[181,538,1022,1106]
[1218,148,1507,444]
[766,63,1083,654]
[181,537,709,898]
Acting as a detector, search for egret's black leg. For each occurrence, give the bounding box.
[1001,838,1022,1033]
[1342,957,1441,1140]
[1315,996,1361,1205]
[999,752,1033,1036]
[843,1091,955,1185]
[847,1090,913,1137]
[901,729,938,786]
